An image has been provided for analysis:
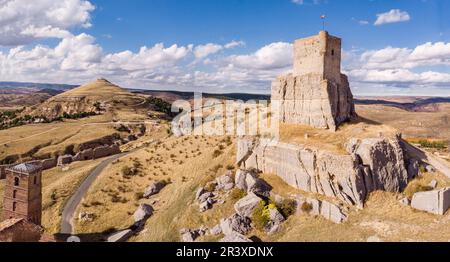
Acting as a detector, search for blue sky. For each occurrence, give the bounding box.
[86,0,450,52]
[1,0,450,96]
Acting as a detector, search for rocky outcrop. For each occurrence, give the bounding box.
[272,73,356,131]
[220,214,252,236]
[411,187,450,215]
[133,204,154,226]
[237,136,416,207]
[143,181,167,198]
[234,192,263,218]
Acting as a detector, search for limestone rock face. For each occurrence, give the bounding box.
[237,136,413,207]
[272,73,356,131]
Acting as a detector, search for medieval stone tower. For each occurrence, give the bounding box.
[272,31,356,131]
[2,162,42,225]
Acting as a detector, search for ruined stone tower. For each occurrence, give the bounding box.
[272,31,356,131]
[1,162,42,225]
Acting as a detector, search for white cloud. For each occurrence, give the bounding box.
[0,0,95,46]
[291,0,323,5]
[226,42,293,70]
[359,20,369,25]
[346,41,450,95]
[194,43,223,59]
[193,41,245,59]
[357,42,450,70]
[374,9,411,26]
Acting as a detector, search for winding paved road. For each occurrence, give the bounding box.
[60,137,162,235]
[402,141,450,179]
[60,152,130,235]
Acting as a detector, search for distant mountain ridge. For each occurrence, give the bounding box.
[0,81,77,91]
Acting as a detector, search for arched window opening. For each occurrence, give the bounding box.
[14,177,20,187]
[34,176,37,185]
[12,202,17,212]
[13,190,17,199]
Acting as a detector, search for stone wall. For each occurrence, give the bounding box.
[0,219,43,242]
[237,136,415,208]
[293,31,341,84]
[40,158,57,170]
[93,144,121,159]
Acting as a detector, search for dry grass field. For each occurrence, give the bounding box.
[280,119,397,154]
[356,103,450,141]
[73,134,237,241]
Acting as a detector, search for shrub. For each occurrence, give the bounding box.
[212,150,223,158]
[404,183,434,199]
[252,201,271,230]
[230,188,247,200]
[205,182,217,193]
[134,192,144,201]
[211,164,223,173]
[226,164,235,171]
[277,199,297,218]
[419,165,427,174]
[417,139,447,150]
[121,166,135,177]
[300,202,313,213]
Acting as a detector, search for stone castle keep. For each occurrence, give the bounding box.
[272,30,356,131]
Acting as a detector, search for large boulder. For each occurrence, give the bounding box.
[133,204,154,224]
[180,229,199,242]
[234,192,263,218]
[411,187,450,215]
[143,181,167,198]
[220,214,252,236]
[216,172,234,191]
[265,208,285,234]
[235,170,249,191]
[234,169,271,197]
